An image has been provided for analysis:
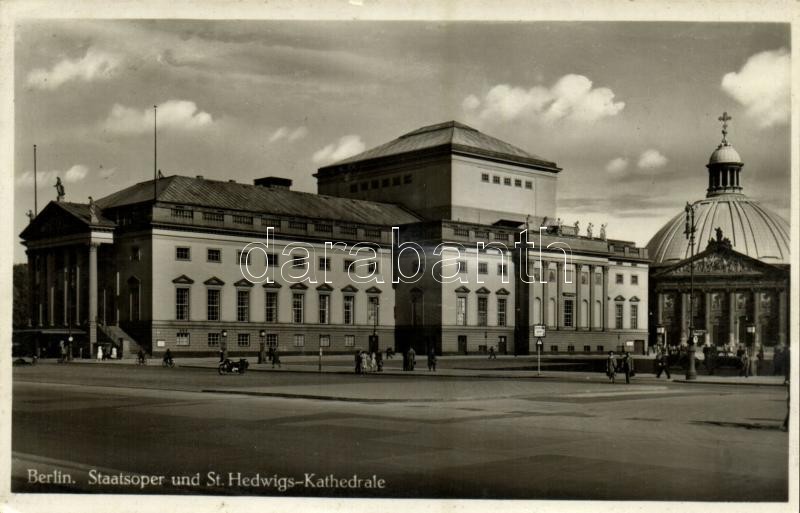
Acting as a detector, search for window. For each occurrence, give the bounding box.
[497,263,508,277]
[292,293,304,323]
[630,304,638,329]
[262,217,281,228]
[403,174,412,184]
[207,289,220,321]
[453,226,470,237]
[494,232,509,242]
[615,303,624,329]
[371,179,379,189]
[497,298,507,327]
[176,247,191,261]
[631,275,639,285]
[289,220,307,230]
[615,273,624,285]
[550,345,559,353]
[367,261,378,274]
[343,295,355,325]
[266,334,278,348]
[293,334,305,347]
[318,294,330,324]
[319,257,331,271]
[171,207,193,219]
[292,254,307,269]
[514,179,522,187]
[207,248,221,263]
[597,345,604,353]
[203,211,224,223]
[492,175,500,184]
[344,335,355,347]
[503,177,511,186]
[207,333,220,347]
[581,272,588,285]
[595,273,602,285]
[176,287,190,321]
[477,296,488,326]
[316,223,333,233]
[525,181,533,189]
[237,333,250,347]
[176,331,190,346]
[360,182,368,191]
[478,262,488,275]
[584,345,591,353]
[392,176,401,186]
[266,253,278,268]
[130,246,141,261]
[232,214,253,225]
[456,296,467,326]
[237,250,252,266]
[237,289,250,322]
[474,230,488,239]
[350,184,358,193]
[319,335,331,348]
[364,228,381,238]
[567,345,575,353]
[481,173,490,182]
[563,299,574,328]
[457,261,468,274]
[381,178,390,187]
[265,291,278,323]
[340,225,357,236]
[367,296,379,325]
[343,259,354,273]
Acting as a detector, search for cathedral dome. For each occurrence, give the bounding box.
[708,144,742,165]
[647,195,789,266]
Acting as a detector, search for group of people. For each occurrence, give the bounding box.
[605,351,636,384]
[267,347,282,368]
[354,350,383,374]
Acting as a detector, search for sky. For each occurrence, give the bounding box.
[12,20,791,263]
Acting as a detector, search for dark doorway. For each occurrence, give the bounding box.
[498,336,507,355]
[458,335,467,354]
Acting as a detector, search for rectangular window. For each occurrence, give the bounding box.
[289,220,307,230]
[567,345,575,354]
[367,296,380,325]
[478,262,488,275]
[130,246,141,261]
[595,273,602,285]
[525,181,533,189]
[364,228,381,238]
[207,289,220,321]
[176,287,190,321]
[292,293,304,324]
[497,298,507,327]
[492,176,500,184]
[319,257,331,271]
[266,253,278,267]
[453,226,470,237]
[403,174,412,184]
[630,304,639,329]
[381,178,390,187]
[371,179,379,189]
[207,248,221,263]
[293,334,305,347]
[176,331,190,346]
[456,296,467,326]
[266,334,278,348]
[265,291,278,323]
[631,275,639,285]
[514,179,522,187]
[360,182,368,191]
[615,303,624,329]
[551,345,559,353]
[318,294,330,324]
[319,335,331,347]
[292,254,307,269]
[457,261,468,274]
[343,295,355,325]
[581,272,588,285]
[474,230,488,239]
[615,273,624,284]
[237,289,250,322]
[344,335,355,347]
[130,283,140,321]
[236,250,253,266]
[392,176,401,186]
[203,211,224,223]
[262,217,281,228]
[597,345,604,353]
[350,184,358,193]
[171,207,193,219]
[237,333,250,347]
[232,214,253,225]
[477,296,488,326]
[503,177,511,186]
[340,225,357,236]
[176,247,191,261]
[563,299,574,328]
[207,333,220,347]
[497,263,508,277]
[367,261,378,274]
[481,173,490,182]
[315,223,333,233]
[343,259,354,273]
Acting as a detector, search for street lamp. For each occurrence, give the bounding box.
[259,329,266,364]
[684,202,697,380]
[655,324,665,351]
[221,329,228,361]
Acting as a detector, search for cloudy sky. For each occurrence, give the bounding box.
[13,20,790,262]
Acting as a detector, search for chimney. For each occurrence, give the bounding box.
[254,176,293,190]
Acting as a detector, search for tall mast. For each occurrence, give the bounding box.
[33,144,38,215]
[153,105,158,202]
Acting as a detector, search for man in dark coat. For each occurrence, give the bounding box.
[622,352,635,384]
[408,347,416,371]
[655,349,671,379]
[354,350,362,374]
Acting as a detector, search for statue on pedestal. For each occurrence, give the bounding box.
[586,222,594,239]
[600,223,607,241]
[54,177,65,202]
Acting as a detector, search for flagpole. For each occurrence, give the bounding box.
[33,144,38,215]
[153,105,158,201]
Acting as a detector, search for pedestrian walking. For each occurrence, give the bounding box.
[739,347,750,377]
[272,349,281,368]
[756,347,764,376]
[622,352,635,384]
[376,350,383,372]
[655,349,671,379]
[59,340,66,364]
[606,351,617,384]
[427,349,437,371]
[488,346,497,360]
[370,351,377,372]
[354,350,362,374]
[360,351,369,374]
[408,347,416,371]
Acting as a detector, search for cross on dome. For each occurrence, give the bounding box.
[718,111,732,145]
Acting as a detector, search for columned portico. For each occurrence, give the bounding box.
[88,242,99,355]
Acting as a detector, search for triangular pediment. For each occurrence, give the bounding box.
[475,287,491,295]
[204,276,225,286]
[234,278,254,288]
[495,288,510,296]
[263,281,282,289]
[20,201,103,241]
[316,283,334,292]
[341,284,359,293]
[172,274,195,284]
[454,286,471,294]
[290,282,309,290]
[657,245,777,279]
[365,286,382,294]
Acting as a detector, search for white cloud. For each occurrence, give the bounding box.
[637,149,668,169]
[312,135,366,164]
[16,165,90,187]
[721,48,790,129]
[605,157,629,175]
[463,74,625,125]
[103,100,213,134]
[26,47,121,90]
[268,126,309,144]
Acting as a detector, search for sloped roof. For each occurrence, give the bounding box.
[20,201,115,240]
[96,175,420,226]
[54,201,115,227]
[318,121,559,172]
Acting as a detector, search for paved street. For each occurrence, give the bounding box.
[12,362,789,500]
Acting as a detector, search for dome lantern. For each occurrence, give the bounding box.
[706,111,743,197]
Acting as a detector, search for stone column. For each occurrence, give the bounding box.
[88,242,99,357]
[556,261,563,329]
[705,292,713,346]
[752,290,761,347]
[601,266,608,331]
[47,251,55,326]
[63,250,70,326]
[589,265,595,330]
[728,291,736,346]
[575,264,582,329]
[680,292,688,343]
[542,261,549,328]
[26,250,35,327]
[778,289,787,347]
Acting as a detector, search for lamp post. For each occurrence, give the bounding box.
[221,329,228,362]
[684,202,697,380]
[656,324,665,352]
[746,323,756,376]
[259,329,266,364]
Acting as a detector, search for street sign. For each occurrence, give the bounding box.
[536,338,543,346]
[693,329,706,336]
[534,325,546,338]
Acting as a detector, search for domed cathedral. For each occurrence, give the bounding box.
[647,113,790,354]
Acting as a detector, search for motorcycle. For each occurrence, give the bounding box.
[218,358,249,375]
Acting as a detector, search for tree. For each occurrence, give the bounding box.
[13,263,30,328]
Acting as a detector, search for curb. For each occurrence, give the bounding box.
[671,378,787,387]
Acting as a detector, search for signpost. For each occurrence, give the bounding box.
[534,325,545,376]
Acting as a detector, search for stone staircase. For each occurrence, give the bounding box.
[97,324,145,359]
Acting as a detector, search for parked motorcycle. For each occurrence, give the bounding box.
[218,358,249,375]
